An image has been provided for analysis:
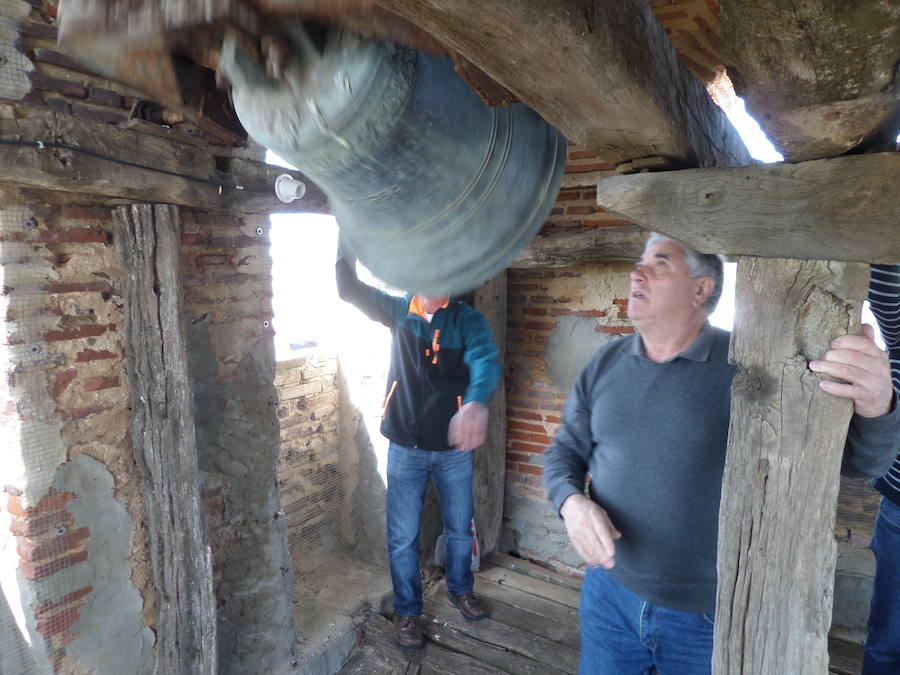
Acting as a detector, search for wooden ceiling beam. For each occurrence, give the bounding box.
[374,0,753,168]
[594,153,900,263]
[719,1,900,161]
[511,225,647,269]
[0,110,328,214]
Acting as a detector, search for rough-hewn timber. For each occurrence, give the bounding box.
[473,272,507,555]
[0,110,328,213]
[594,153,900,263]
[719,0,900,160]
[511,226,647,269]
[115,203,217,675]
[714,258,869,673]
[374,0,752,168]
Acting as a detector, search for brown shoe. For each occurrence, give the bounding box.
[448,592,488,621]
[393,615,424,649]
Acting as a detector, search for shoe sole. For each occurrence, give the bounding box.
[448,596,487,622]
[396,640,425,650]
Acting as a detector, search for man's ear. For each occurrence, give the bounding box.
[693,276,715,308]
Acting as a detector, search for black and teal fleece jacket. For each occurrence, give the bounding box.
[336,256,501,451]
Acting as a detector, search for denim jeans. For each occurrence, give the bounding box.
[386,442,474,616]
[863,497,900,674]
[580,567,714,674]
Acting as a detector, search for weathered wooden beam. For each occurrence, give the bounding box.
[511,226,647,269]
[715,257,869,673]
[115,203,217,675]
[472,271,507,555]
[0,109,328,213]
[719,1,900,161]
[594,153,900,263]
[374,0,752,168]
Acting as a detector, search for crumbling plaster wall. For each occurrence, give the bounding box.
[2,4,296,671]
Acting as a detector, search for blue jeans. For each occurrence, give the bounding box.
[580,567,714,674]
[386,442,474,616]
[863,497,900,674]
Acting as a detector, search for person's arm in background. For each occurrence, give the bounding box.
[335,237,406,327]
[811,264,900,478]
[448,309,501,452]
[543,359,621,569]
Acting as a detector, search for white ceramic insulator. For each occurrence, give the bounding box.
[275,174,307,203]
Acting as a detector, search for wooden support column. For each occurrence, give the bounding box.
[473,271,507,554]
[714,258,869,673]
[115,204,216,675]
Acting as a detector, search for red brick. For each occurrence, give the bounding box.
[70,103,128,125]
[44,281,113,294]
[20,550,89,580]
[52,369,78,398]
[567,150,598,160]
[565,162,614,173]
[69,402,117,419]
[510,441,548,454]
[19,527,89,563]
[60,205,110,221]
[44,324,114,342]
[86,87,122,108]
[17,19,58,39]
[549,308,606,318]
[507,409,543,421]
[28,73,87,99]
[508,420,548,434]
[515,464,544,477]
[509,430,553,445]
[555,190,581,201]
[35,586,93,616]
[566,206,597,215]
[521,308,547,316]
[82,376,120,392]
[654,9,689,21]
[74,349,117,363]
[33,48,100,77]
[10,511,74,538]
[595,325,634,334]
[507,452,532,464]
[5,492,73,518]
[36,606,82,637]
[195,213,243,227]
[523,321,556,331]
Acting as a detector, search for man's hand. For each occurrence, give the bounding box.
[809,324,894,418]
[560,494,621,569]
[448,401,489,452]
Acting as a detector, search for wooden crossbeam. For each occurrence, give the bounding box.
[374,0,752,168]
[511,226,647,269]
[594,153,900,263]
[0,110,328,213]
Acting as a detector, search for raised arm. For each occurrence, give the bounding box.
[335,238,405,328]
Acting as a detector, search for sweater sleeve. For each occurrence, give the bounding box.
[841,264,900,479]
[543,359,597,515]
[335,254,406,328]
[461,309,501,405]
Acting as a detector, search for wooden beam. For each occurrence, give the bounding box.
[594,153,900,263]
[715,257,869,672]
[510,226,647,269]
[719,1,900,161]
[374,0,752,168]
[473,271,507,555]
[0,109,328,213]
[115,203,217,675]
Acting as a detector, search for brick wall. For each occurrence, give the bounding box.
[501,147,636,568]
[1,4,292,671]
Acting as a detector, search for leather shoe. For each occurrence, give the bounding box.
[448,592,488,621]
[393,615,424,649]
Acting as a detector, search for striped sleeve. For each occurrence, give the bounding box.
[869,264,900,499]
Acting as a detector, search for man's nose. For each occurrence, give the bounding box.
[631,265,646,281]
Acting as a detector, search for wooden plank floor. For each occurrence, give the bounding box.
[339,554,581,674]
[337,553,866,674]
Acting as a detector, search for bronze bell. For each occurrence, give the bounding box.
[219,25,566,294]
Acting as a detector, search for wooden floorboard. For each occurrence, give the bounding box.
[485,553,583,592]
[341,562,582,673]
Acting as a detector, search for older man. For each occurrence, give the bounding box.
[544,234,900,673]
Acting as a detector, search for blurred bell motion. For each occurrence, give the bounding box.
[219,25,567,295]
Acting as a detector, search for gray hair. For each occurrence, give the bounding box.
[645,233,724,313]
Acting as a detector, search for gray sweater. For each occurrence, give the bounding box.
[543,323,900,614]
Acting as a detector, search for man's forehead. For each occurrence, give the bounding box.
[641,240,685,261]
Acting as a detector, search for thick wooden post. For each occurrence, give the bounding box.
[115,204,217,674]
[714,258,869,673]
[473,271,508,555]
